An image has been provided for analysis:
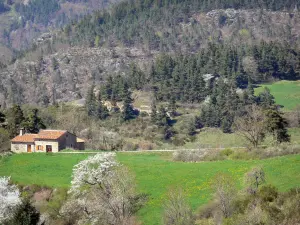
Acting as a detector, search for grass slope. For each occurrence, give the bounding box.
[1,153,300,224]
[0,153,90,187]
[255,80,300,110]
[117,153,300,224]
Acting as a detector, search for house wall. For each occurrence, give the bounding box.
[11,143,34,153]
[58,132,77,150]
[34,140,59,152]
[77,142,85,150]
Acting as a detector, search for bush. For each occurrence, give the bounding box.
[173,150,206,162]
[163,188,194,225]
[138,141,155,150]
[122,142,138,151]
[257,143,300,159]
[5,199,40,225]
[220,149,233,157]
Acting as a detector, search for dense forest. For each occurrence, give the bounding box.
[0,0,299,150]
[15,0,61,26]
[69,0,300,50]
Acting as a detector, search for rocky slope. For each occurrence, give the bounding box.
[1,8,300,107]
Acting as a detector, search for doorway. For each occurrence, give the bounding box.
[46,145,52,152]
[27,145,32,153]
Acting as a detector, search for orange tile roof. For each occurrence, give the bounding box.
[36,130,67,140]
[11,134,37,143]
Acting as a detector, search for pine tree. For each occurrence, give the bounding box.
[23,108,46,134]
[85,85,97,117]
[96,92,109,120]
[187,118,196,136]
[7,105,25,138]
[265,108,290,143]
[156,106,171,127]
[257,87,275,109]
[168,96,177,117]
[121,85,136,121]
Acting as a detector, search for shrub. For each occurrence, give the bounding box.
[138,141,155,150]
[163,188,194,225]
[173,150,206,162]
[4,199,40,225]
[220,149,233,157]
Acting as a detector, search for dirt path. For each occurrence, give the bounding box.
[58,146,247,154]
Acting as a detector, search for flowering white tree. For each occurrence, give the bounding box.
[61,153,146,225]
[0,177,21,222]
[69,152,119,195]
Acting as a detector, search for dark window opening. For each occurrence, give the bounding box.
[46,145,52,152]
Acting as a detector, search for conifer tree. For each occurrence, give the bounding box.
[121,85,136,121]
[257,87,275,109]
[96,92,109,120]
[168,96,177,117]
[265,108,290,143]
[7,105,25,138]
[85,85,97,117]
[23,109,46,134]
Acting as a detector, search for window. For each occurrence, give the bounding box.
[37,145,43,150]
[46,145,52,152]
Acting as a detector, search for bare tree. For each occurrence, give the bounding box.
[233,104,267,149]
[163,188,194,225]
[212,173,237,218]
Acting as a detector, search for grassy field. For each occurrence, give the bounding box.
[255,80,300,111]
[1,153,300,224]
[0,154,90,187]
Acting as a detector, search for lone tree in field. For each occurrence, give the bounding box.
[245,166,265,195]
[212,173,237,218]
[233,104,267,149]
[62,153,146,225]
[163,188,194,225]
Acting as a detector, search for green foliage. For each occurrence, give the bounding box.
[121,84,136,121]
[257,87,275,109]
[255,81,300,111]
[163,188,194,225]
[22,108,46,134]
[265,108,290,143]
[6,105,25,138]
[15,0,60,25]
[1,153,300,224]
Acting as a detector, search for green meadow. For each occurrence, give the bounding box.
[1,153,300,224]
[255,80,300,110]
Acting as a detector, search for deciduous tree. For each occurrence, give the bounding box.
[233,104,267,149]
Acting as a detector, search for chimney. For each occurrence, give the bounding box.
[19,128,25,136]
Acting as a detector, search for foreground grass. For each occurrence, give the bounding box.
[117,153,300,224]
[255,80,300,111]
[1,153,300,224]
[0,153,90,187]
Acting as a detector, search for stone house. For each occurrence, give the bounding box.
[11,129,85,153]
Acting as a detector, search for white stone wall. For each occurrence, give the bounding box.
[34,141,59,152]
[11,143,34,153]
